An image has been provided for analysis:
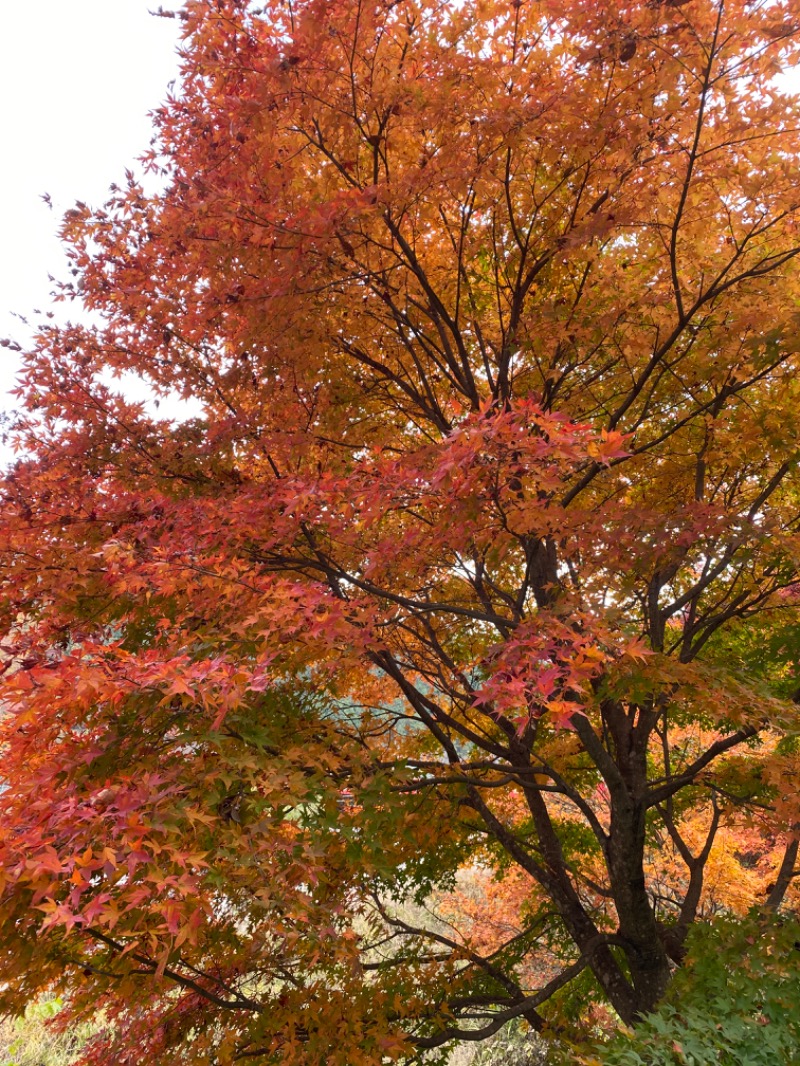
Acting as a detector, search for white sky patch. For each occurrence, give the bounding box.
[0,1,201,455]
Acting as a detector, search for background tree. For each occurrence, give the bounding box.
[2,0,800,1061]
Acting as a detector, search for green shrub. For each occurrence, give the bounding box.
[584,911,800,1066]
[0,999,92,1066]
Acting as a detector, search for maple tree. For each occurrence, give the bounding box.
[3,0,800,1061]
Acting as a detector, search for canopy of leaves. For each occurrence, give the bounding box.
[2,0,800,1063]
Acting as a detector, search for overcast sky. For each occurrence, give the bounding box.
[0,1,182,416]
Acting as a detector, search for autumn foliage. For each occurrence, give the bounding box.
[3,0,800,1061]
